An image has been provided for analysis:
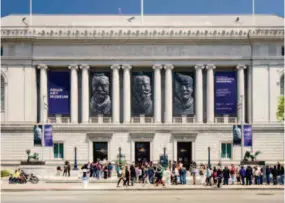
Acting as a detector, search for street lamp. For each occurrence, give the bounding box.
[208,147,211,168]
[118,147,122,167]
[74,147,78,170]
[238,95,244,161]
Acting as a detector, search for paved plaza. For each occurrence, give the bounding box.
[2,190,284,203]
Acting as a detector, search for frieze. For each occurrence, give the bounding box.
[1,27,284,40]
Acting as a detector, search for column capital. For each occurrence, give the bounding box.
[164,64,174,70]
[37,64,48,70]
[122,64,132,70]
[68,64,78,70]
[195,64,204,70]
[206,64,216,70]
[153,64,163,70]
[111,64,121,70]
[236,64,247,70]
[80,64,90,70]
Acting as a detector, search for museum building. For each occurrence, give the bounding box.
[1,14,284,167]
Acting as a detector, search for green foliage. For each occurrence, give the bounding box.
[1,169,11,177]
[276,96,284,121]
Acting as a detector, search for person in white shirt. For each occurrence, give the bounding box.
[206,167,212,186]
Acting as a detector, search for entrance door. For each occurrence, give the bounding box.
[177,142,192,169]
[93,142,108,162]
[135,142,150,164]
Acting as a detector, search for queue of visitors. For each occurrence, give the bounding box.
[78,160,284,187]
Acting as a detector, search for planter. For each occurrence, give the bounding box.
[20,161,46,165]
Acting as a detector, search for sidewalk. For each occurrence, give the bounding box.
[1,182,284,191]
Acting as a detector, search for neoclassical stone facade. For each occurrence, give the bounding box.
[1,14,284,166]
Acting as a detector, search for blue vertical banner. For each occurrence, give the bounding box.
[43,124,53,147]
[48,71,70,115]
[215,72,237,115]
[243,125,253,147]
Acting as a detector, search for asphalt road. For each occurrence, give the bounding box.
[1,190,284,203]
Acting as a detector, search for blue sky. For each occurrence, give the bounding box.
[1,0,284,17]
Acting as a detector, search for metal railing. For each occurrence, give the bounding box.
[48,117,71,124]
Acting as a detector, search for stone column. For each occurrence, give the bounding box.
[80,64,90,123]
[69,64,78,123]
[122,64,132,123]
[164,64,174,123]
[237,64,247,123]
[195,65,204,123]
[37,64,48,123]
[206,64,216,123]
[153,64,162,123]
[111,64,120,123]
[247,66,252,123]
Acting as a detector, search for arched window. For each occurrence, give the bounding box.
[1,75,5,111]
[281,74,284,95]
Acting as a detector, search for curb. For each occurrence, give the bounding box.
[2,188,284,192]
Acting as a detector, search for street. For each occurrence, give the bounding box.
[1,190,284,203]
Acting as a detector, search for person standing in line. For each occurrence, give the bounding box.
[246,166,253,185]
[148,164,154,184]
[280,166,284,185]
[223,166,230,185]
[259,167,263,185]
[206,166,212,186]
[108,162,113,178]
[174,165,180,184]
[265,165,271,185]
[212,167,217,184]
[230,164,236,185]
[63,161,68,176]
[191,166,198,185]
[181,166,187,185]
[277,162,281,183]
[164,167,171,186]
[239,166,246,185]
[130,165,136,186]
[272,165,278,185]
[217,168,223,188]
[67,161,71,177]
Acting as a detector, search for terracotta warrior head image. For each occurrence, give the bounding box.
[132,72,153,116]
[173,73,194,115]
[90,73,111,115]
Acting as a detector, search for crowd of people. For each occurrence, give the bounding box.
[76,160,284,187]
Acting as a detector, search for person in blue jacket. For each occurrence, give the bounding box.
[239,166,246,185]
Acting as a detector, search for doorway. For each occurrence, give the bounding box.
[177,142,192,169]
[135,142,150,164]
[93,142,108,162]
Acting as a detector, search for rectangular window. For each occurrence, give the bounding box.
[53,143,64,159]
[1,46,3,56]
[282,46,284,56]
[221,143,232,159]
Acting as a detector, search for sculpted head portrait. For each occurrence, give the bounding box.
[90,73,111,115]
[173,73,194,115]
[132,72,153,116]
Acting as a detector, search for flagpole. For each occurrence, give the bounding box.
[141,0,144,24]
[252,0,255,26]
[30,0,33,26]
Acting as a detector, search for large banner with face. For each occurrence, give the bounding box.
[233,125,242,145]
[131,72,153,116]
[173,72,195,116]
[48,71,70,115]
[215,72,237,115]
[33,125,43,146]
[89,72,112,116]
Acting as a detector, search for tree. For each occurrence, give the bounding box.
[276,96,284,121]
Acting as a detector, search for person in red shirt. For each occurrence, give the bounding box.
[230,164,236,185]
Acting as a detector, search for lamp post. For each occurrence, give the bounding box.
[74,147,78,170]
[208,147,211,168]
[118,147,122,167]
[163,147,166,157]
[238,95,244,161]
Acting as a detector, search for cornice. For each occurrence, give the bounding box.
[1,27,284,40]
[1,123,283,133]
